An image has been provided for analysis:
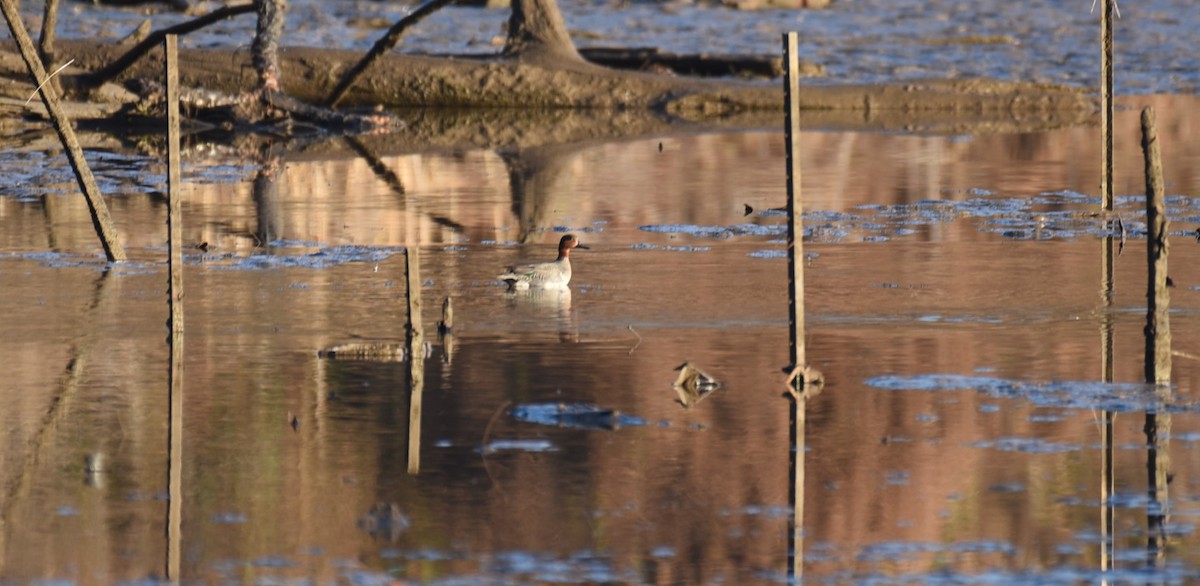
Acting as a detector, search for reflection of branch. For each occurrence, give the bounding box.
[627,325,642,355]
[341,136,467,233]
[479,401,512,490]
[0,268,113,566]
[325,0,455,108]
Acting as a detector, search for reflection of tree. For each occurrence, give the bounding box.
[500,145,588,243]
[252,158,284,246]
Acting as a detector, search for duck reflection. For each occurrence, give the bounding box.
[672,361,721,409]
[503,288,578,342]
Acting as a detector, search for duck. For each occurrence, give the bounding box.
[498,234,589,291]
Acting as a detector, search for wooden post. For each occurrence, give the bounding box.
[1142,107,1170,386]
[783,32,805,378]
[783,31,807,584]
[1141,106,1171,562]
[1097,4,1117,562]
[164,34,184,583]
[0,0,126,262]
[1100,0,1114,210]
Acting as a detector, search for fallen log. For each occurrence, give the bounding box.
[36,39,1094,121]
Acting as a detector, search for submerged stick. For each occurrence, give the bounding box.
[0,0,126,262]
[324,0,455,108]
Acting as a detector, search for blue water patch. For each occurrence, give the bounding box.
[509,402,647,430]
[212,512,248,524]
[630,243,711,252]
[203,245,407,271]
[747,249,787,259]
[968,437,1082,454]
[481,439,558,453]
[486,550,631,584]
[867,374,1187,413]
[637,223,785,238]
[856,539,1015,563]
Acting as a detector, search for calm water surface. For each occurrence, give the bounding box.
[4,97,1200,583]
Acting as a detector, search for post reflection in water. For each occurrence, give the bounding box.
[1099,233,1116,577]
[1142,106,1172,568]
[406,246,424,476]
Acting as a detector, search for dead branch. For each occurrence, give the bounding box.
[325,0,456,109]
[76,1,255,90]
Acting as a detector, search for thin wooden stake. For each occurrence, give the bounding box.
[164,33,184,583]
[1142,105,1171,558]
[1100,0,1114,210]
[1097,3,1117,563]
[783,32,805,378]
[1142,107,1169,386]
[784,31,807,586]
[0,0,126,261]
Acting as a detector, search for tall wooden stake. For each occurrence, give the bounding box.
[1100,0,1114,210]
[1141,106,1171,564]
[783,32,806,584]
[1097,2,1117,568]
[1142,107,1169,387]
[164,34,184,582]
[784,32,805,375]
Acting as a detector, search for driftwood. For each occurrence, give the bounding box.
[41,39,1094,120]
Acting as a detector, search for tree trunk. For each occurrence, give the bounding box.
[251,0,287,90]
[504,0,583,64]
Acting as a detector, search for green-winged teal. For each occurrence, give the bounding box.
[498,234,589,290]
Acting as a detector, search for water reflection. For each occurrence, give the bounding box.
[4,98,1200,583]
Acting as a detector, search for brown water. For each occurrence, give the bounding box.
[4,96,1200,584]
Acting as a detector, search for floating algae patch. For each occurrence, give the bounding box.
[867,374,1192,413]
[509,402,647,430]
